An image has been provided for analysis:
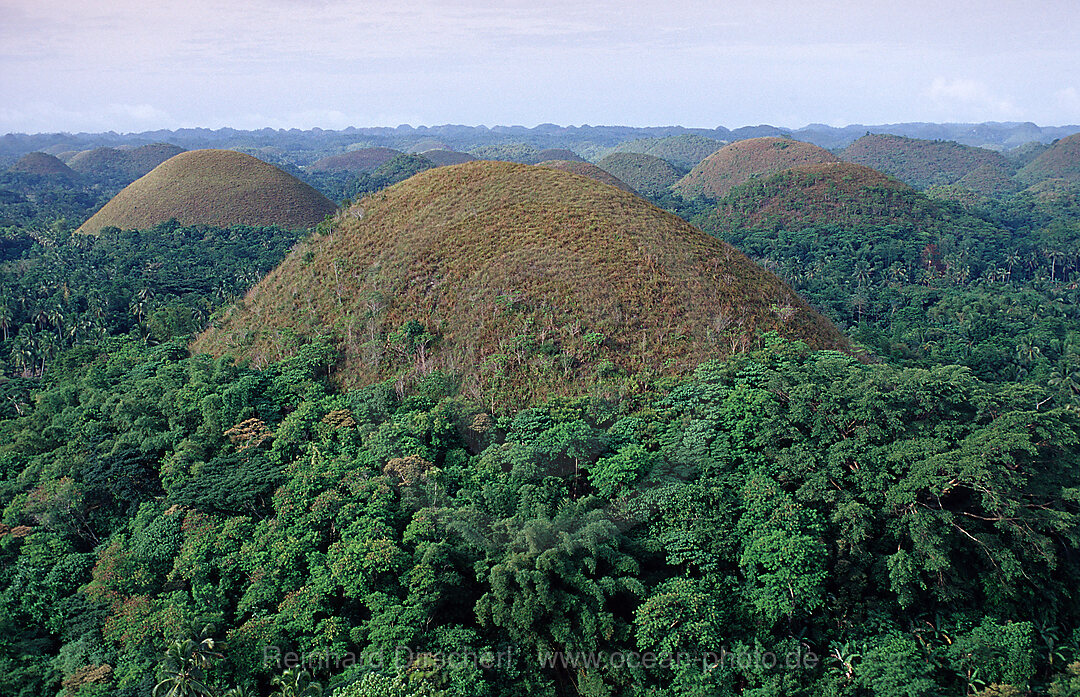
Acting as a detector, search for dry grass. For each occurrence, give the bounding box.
[194,161,849,408]
[536,160,636,193]
[76,149,337,234]
[674,137,839,200]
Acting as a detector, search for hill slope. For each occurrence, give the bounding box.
[77,150,336,234]
[308,147,402,173]
[194,161,849,406]
[608,134,726,170]
[674,137,839,200]
[537,160,636,193]
[1016,133,1080,186]
[7,152,79,178]
[840,134,1016,195]
[420,150,476,167]
[596,152,682,196]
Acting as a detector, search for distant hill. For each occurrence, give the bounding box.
[65,143,185,184]
[194,161,848,407]
[1016,133,1080,186]
[371,154,435,185]
[7,152,79,179]
[840,134,1016,195]
[674,137,839,200]
[420,150,476,167]
[466,143,543,164]
[537,160,636,193]
[607,134,726,170]
[308,147,402,173]
[537,148,584,162]
[707,162,930,231]
[76,149,336,234]
[596,152,681,196]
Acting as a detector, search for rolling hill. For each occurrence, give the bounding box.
[194,161,849,407]
[420,150,477,167]
[308,147,402,173]
[840,133,1016,195]
[1016,133,1080,186]
[607,134,726,170]
[596,152,681,196]
[537,160,636,193]
[673,137,839,200]
[7,152,79,179]
[65,143,185,184]
[537,148,584,162]
[76,149,337,234]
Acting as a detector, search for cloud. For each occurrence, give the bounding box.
[1054,87,1080,117]
[924,77,1024,120]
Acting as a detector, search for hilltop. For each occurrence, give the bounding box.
[308,147,402,173]
[76,149,336,234]
[596,152,681,196]
[537,160,636,192]
[674,137,839,200]
[606,134,726,170]
[419,149,476,166]
[7,152,79,179]
[840,133,1016,195]
[1016,133,1080,186]
[194,161,849,407]
[707,162,932,231]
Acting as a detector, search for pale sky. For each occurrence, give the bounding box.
[1,0,1078,134]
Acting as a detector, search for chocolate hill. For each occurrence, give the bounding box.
[840,134,1016,196]
[1016,133,1080,187]
[596,152,681,196]
[308,147,402,173]
[7,152,78,179]
[194,161,849,407]
[674,137,839,199]
[537,160,636,193]
[76,150,336,234]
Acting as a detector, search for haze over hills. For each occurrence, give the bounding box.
[840,134,1017,196]
[418,149,476,166]
[194,161,848,407]
[674,137,839,200]
[76,149,336,234]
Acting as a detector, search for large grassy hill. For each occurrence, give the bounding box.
[194,161,848,408]
[1016,133,1080,187]
[76,149,337,234]
[7,152,79,179]
[840,133,1016,195]
[674,137,839,200]
[596,152,681,196]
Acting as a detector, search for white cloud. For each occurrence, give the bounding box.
[924,77,1024,120]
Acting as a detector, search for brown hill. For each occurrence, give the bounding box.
[674,137,839,200]
[840,133,1016,195]
[608,134,726,170]
[420,150,477,167]
[8,152,79,179]
[308,147,402,173]
[537,160,636,193]
[76,150,336,234]
[707,162,929,231]
[194,161,849,409]
[66,147,132,180]
[1016,133,1080,186]
[126,143,186,178]
[596,152,681,196]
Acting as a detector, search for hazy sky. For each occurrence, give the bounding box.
[2,0,1078,134]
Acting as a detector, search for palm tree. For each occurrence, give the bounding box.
[270,667,323,697]
[153,639,217,697]
[0,300,12,341]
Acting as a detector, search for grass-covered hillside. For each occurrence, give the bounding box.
[195,161,848,410]
[596,152,682,196]
[76,150,337,234]
[674,137,839,200]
